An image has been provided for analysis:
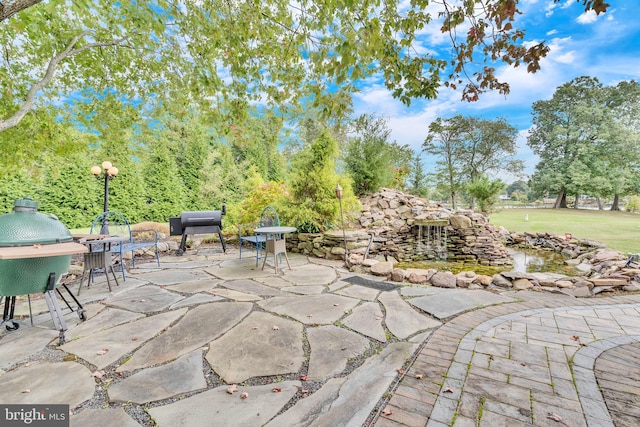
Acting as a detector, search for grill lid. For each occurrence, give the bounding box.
[0,198,72,247]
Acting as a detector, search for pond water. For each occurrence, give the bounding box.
[396,247,578,276]
[507,248,578,275]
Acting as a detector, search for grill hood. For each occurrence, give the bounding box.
[0,198,73,247]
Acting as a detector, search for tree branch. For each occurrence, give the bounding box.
[0,30,128,132]
[0,0,43,22]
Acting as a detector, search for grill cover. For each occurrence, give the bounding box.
[0,198,73,296]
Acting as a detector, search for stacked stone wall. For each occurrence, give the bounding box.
[286,188,512,265]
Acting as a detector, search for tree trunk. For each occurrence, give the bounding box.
[553,189,567,208]
[610,194,620,211]
[451,191,457,211]
[573,194,579,209]
[596,197,603,210]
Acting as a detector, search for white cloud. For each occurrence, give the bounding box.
[576,10,598,24]
[546,29,558,36]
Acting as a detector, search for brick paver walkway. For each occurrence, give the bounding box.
[375,294,640,427]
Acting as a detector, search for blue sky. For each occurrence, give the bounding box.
[351,0,640,182]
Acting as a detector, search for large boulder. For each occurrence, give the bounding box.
[430,271,457,288]
[449,215,472,229]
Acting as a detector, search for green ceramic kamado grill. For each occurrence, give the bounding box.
[0,198,87,343]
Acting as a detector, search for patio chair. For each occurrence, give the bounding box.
[238,206,280,266]
[90,211,160,280]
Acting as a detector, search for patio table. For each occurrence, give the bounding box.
[253,226,296,273]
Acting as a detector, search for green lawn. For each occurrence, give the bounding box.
[489,208,640,254]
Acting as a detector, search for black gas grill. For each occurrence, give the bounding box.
[170,205,226,255]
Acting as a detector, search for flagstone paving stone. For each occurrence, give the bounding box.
[220,279,287,296]
[335,284,381,301]
[130,269,211,286]
[70,408,140,427]
[277,263,337,286]
[0,361,95,408]
[408,289,515,320]
[277,342,418,427]
[342,301,387,342]
[206,311,305,383]
[103,285,184,313]
[164,277,223,293]
[118,302,252,372]
[109,350,207,404]
[61,308,187,369]
[169,293,222,309]
[207,288,263,301]
[0,327,58,370]
[64,307,144,341]
[281,285,326,295]
[307,325,371,380]
[378,291,442,339]
[148,381,300,427]
[258,294,360,325]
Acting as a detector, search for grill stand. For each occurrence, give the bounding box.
[1,273,86,345]
[177,225,226,255]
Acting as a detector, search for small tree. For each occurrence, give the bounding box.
[288,129,358,231]
[466,176,505,214]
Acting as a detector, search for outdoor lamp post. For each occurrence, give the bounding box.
[335,184,349,266]
[91,161,119,234]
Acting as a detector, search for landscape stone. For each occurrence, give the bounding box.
[266,378,347,427]
[335,284,380,301]
[208,288,263,301]
[118,302,252,372]
[492,274,513,288]
[431,271,457,288]
[307,325,370,380]
[409,290,514,320]
[70,408,139,427]
[589,278,628,287]
[342,302,387,342]
[407,272,428,284]
[475,275,494,286]
[148,381,300,427]
[390,268,405,282]
[61,308,187,369]
[109,350,207,404]
[221,279,287,296]
[275,263,337,286]
[513,278,534,290]
[258,294,360,325]
[371,261,393,276]
[65,307,144,341]
[449,215,472,229]
[572,286,593,297]
[104,285,183,313]
[294,343,418,426]
[165,278,222,293]
[378,291,441,339]
[131,269,211,285]
[206,311,304,383]
[0,361,94,408]
[169,293,222,309]
[556,280,574,288]
[281,285,327,295]
[0,327,58,370]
